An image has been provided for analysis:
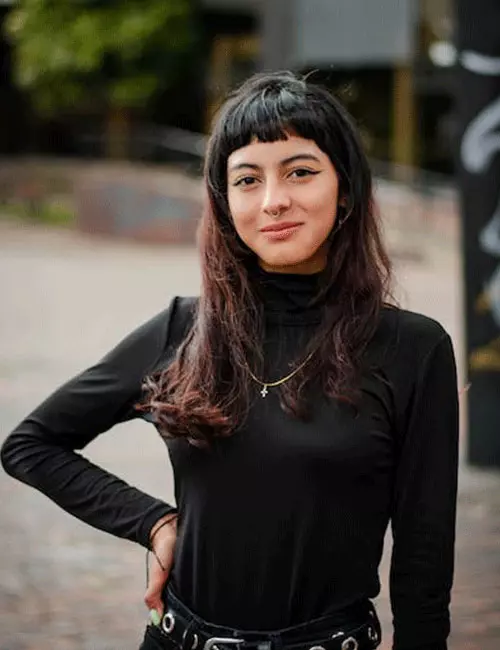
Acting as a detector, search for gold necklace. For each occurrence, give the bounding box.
[247,351,315,398]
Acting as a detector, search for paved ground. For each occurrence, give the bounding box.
[0,215,499,650]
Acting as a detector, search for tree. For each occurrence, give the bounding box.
[6,0,195,157]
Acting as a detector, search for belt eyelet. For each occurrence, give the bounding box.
[309,646,327,650]
[341,639,358,650]
[182,628,199,650]
[162,612,176,634]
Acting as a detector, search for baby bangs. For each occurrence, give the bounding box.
[206,71,365,206]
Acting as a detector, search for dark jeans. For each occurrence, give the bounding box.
[139,623,178,650]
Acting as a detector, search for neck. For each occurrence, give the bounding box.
[252,263,326,325]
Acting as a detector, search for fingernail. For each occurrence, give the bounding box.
[149,609,161,626]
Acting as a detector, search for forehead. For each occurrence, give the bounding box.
[227,135,326,169]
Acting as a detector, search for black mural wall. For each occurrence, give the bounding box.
[456,0,500,466]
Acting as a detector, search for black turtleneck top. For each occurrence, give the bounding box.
[1,272,459,650]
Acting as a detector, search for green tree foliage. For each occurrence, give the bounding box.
[5,0,195,115]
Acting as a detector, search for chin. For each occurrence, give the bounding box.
[258,248,324,274]
[259,251,305,268]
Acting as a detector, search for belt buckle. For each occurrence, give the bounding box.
[203,637,245,650]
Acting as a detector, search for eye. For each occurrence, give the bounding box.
[233,176,258,187]
[289,168,320,179]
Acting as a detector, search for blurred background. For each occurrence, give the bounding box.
[0,0,499,649]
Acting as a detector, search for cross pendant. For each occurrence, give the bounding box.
[260,385,269,398]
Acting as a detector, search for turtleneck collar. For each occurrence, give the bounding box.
[251,263,326,325]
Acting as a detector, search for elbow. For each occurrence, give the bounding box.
[1,431,23,479]
[1,427,38,482]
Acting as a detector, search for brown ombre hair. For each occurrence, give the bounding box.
[144,71,393,444]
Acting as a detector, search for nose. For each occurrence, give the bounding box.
[262,180,291,217]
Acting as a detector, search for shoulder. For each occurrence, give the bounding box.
[172,295,199,320]
[143,296,199,331]
[151,295,199,361]
[367,305,452,379]
[379,305,449,350]
[146,295,199,348]
[368,307,456,432]
[168,295,199,339]
[107,296,199,363]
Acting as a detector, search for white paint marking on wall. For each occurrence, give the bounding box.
[460,51,500,327]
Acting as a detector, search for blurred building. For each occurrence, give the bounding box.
[203,0,456,175]
[0,0,457,174]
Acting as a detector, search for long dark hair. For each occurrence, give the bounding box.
[144,71,392,444]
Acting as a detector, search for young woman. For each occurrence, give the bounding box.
[1,72,459,650]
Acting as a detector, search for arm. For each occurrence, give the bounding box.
[390,334,459,650]
[0,303,178,548]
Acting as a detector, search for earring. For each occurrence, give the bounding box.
[338,205,353,227]
[328,207,352,240]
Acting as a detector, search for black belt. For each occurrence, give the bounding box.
[152,587,381,650]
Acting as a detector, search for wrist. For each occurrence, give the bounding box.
[149,514,177,549]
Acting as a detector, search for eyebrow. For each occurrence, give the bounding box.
[228,153,322,172]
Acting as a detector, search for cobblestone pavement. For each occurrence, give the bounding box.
[1,217,499,650]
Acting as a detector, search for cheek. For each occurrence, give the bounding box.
[302,187,338,231]
[228,193,259,237]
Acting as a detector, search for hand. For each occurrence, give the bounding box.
[144,515,177,621]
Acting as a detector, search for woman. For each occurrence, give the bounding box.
[1,72,459,650]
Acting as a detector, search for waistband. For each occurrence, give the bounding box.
[156,586,381,650]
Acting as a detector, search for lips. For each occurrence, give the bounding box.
[260,221,303,233]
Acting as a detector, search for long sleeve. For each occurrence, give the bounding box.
[1,302,178,549]
[390,333,459,650]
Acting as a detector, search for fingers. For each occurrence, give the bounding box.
[145,520,177,622]
[144,553,171,619]
[149,608,162,627]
